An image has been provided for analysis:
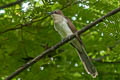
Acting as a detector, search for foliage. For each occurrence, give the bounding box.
[0,0,120,80]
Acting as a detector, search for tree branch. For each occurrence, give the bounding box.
[5,7,120,80]
[93,39,120,61]
[96,60,120,64]
[0,0,24,9]
[93,54,109,61]
[0,16,49,35]
[0,0,80,35]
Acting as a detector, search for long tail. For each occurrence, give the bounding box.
[77,46,98,78]
[71,39,98,78]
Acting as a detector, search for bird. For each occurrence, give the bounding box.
[49,9,98,78]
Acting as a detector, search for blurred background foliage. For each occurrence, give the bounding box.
[0,0,120,80]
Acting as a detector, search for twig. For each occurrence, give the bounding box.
[5,7,120,80]
[93,54,109,61]
[0,0,80,35]
[93,40,120,61]
[0,16,49,35]
[0,0,24,9]
[96,60,120,64]
[99,72,120,75]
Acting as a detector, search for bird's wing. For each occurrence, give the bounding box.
[65,16,77,33]
[65,16,84,45]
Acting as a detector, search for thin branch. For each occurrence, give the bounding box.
[99,72,120,75]
[93,40,120,61]
[96,60,120,64]
[0,0,24,9]
[0,0,80,35]
[0,16,49,35]
[93,54,109,61]
[5,7,120,80]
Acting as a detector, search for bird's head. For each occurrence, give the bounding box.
[48,10,64,22]
[48,9,64,16]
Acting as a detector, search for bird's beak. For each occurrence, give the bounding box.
[47,11,54,15]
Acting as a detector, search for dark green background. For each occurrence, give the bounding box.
[0,0,120,80]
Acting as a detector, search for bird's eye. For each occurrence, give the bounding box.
[54,11,57,14]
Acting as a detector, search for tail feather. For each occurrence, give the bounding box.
[77,48,98,78]
[70,39,98,78]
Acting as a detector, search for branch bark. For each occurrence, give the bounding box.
[0,0,24,9]
[5,7,120,80]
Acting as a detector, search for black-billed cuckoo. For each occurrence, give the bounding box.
[50,10,98,78]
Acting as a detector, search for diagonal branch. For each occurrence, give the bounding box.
[5,7,120,80]
[0,0,24,9]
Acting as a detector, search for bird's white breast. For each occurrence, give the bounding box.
[52,14,73,38]
[52,14,81,49]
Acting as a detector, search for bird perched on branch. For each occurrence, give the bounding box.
[49,9,98,78]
